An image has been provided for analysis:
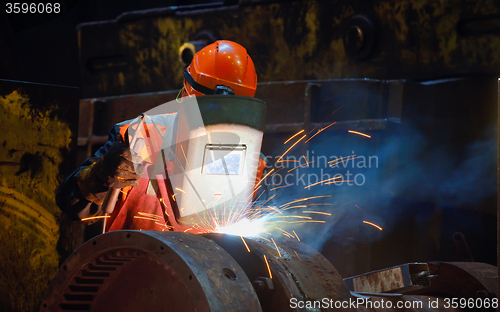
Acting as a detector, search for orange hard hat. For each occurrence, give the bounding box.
[182,40,257,97]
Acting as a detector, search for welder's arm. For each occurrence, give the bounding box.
[56,125,143,220]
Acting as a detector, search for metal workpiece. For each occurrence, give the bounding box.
[344,263,433,293]
[39,231,497,311]
[344,261,497,309]
[203,233,355,311]
[40,231,262,312]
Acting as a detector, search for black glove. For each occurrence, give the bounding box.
[95,136,145,188]
[77,136,144,204]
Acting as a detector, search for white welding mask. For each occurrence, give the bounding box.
[135,95,266,228]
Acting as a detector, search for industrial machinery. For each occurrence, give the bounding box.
[41,230,497,311]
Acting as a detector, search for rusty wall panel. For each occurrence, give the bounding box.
[0,80,79,312]
[78,0,500,98]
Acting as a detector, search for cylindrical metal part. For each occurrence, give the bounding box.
[41,231,495,312]
[203,233,355,311]
[40,231,261,312]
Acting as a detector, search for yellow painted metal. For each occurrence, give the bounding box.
[79,0,500,98]
[0,89,72,312]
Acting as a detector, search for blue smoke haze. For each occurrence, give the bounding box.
[263,123,497,251]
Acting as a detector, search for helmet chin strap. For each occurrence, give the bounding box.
[183,70,234,96]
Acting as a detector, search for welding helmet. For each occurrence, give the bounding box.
[182,40,257,97]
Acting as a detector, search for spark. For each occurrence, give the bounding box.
[159,198,170,217]
[328,154,356,164]
[138,212,162,218]
[255,169,274,189]
[284,129,304,144]
[308,203,333,206]
[308,106,343,134]
[269,215,311,219]
[133,216,159,222]
[348,130,371,138]
[276,135,306,163]
[258,235,272,243]
[270,185,292,191]
[81,215,110,221]
[293,250,301,261]
[293,230,300,241]
[271,237,282,257]
[329,155,357,167]
[183,228,193,232]
[268,220,326,224]
[263,255,273,279]
[180,144,191,170]
[254,189,266,202]
[281,195,331,207]
[175,187,185,193]
[246,185,262,202]
[355,205,364,211]
[304,176,342,189]
[324,180,353,184]
[275,227,294,237]
[287,161,314,173]
[305,122,337,143]
[302,211,332,216]
[363,221,383,231]
[302,155,309,167]
[270,167,286,176]
[241,236,251,252]
[274,207,306,213]
[304,132,320,144]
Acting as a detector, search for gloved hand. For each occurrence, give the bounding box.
[77,135,145,205]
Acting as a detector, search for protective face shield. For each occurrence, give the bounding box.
[129,95,266,231]
[174,95,266,228]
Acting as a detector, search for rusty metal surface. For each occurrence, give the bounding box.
[203,233,355,311]
[78,0,500,98]
[40,231,262,312]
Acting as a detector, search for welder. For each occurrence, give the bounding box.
[56,40,264,231]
